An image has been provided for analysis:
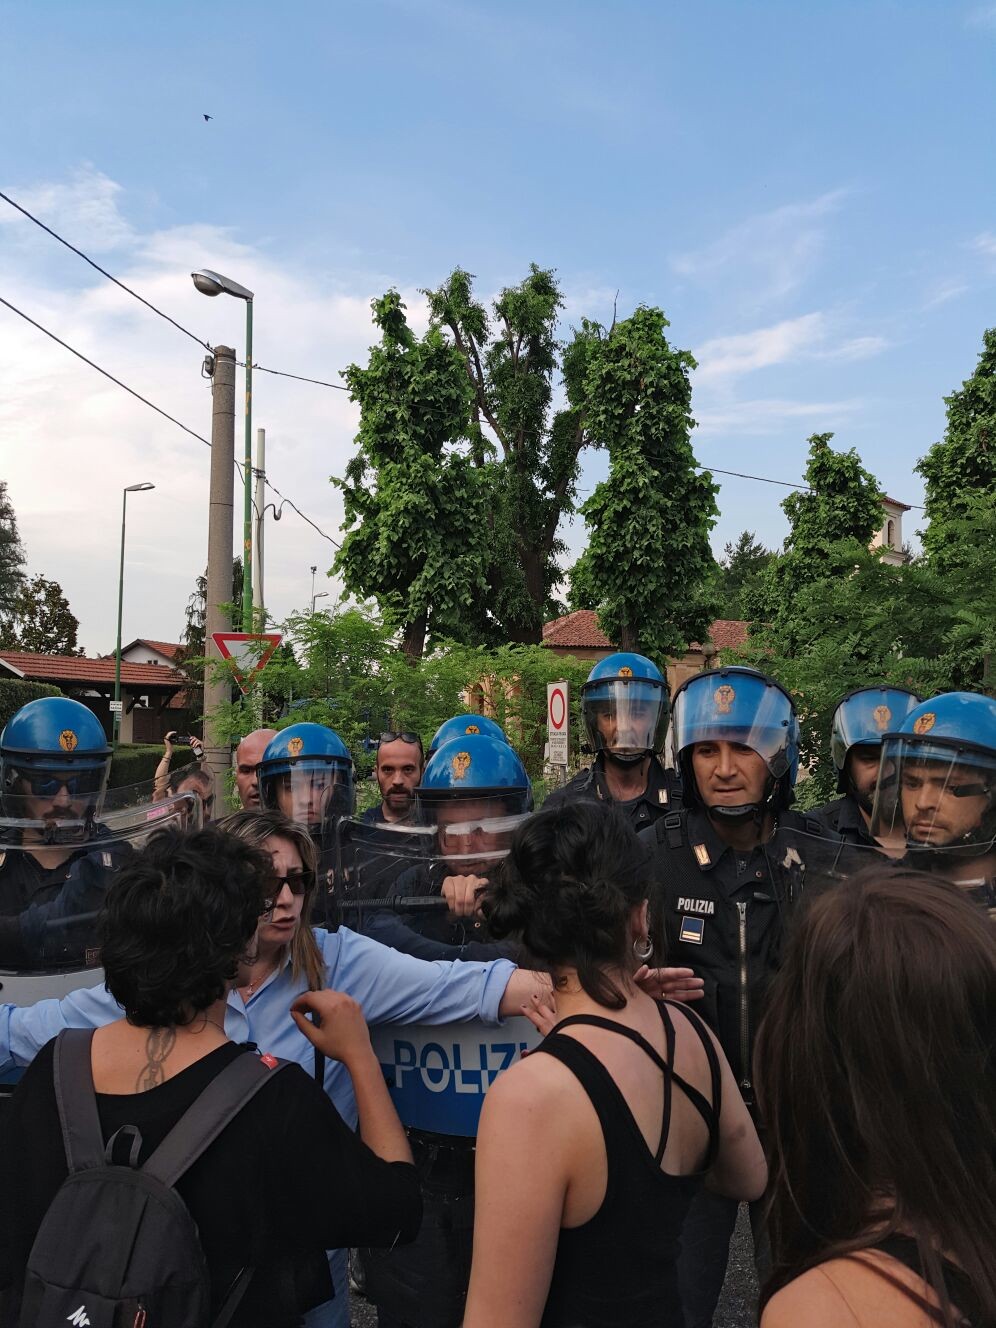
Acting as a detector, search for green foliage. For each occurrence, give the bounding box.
[0,481,26,635]
[207,603,592,781]
[714,531,774,620]
[0,574,84,655]
[917,327,996,571]
[568,307,719,656]
[333,291,491,658]
[0,678,61,732]
[108,742,195,791]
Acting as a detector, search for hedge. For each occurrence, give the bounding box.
[0,679,63,733]
[108,743,197,789]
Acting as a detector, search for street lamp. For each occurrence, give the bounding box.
[311,591,329,615]
[113,483,155,748]
[192,268,254,634]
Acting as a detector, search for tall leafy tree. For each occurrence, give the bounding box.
[425,266,588,644]
[917,327,996,570]
[0,481,26,637]
[714,531,774,620]
[567,307,719,655]
[333,291,490,658]
[2,575,84,655]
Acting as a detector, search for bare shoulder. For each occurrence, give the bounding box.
[763,1258,939,1328]
[482,1044,580,1114]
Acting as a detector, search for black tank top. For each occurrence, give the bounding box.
[536,1000,721,1328]
[867,1235,986,1328]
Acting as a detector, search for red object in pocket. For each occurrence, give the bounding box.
[259,1053,278,1069]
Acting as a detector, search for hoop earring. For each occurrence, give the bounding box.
[633,935,653,962]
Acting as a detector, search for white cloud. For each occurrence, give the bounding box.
[694,396,863,437]
[921,278,969,310]
[0,169,432,654]
[965,5,996,29]
[671,189,849,303]
[693,312,886,383]
[970,231,996,261]
[0,165,134,252]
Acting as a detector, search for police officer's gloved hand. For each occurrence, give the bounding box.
[441,874,488,918]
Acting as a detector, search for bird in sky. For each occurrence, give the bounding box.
[203,113,213,121]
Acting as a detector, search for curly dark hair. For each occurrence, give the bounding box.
[99,826,273,1027]
[479,800,660,1009]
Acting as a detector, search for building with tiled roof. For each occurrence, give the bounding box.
[541,610,749,692]
[0,651,189,744]
[116,638,184,667]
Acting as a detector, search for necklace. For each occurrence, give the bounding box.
[244,964,276,998]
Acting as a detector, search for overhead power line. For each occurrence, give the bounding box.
[0,294,341,548]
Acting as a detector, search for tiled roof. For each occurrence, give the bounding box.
[881,496,911,512]
[542,611,749,654]
[0,652,186,689]
[118,638,183,660]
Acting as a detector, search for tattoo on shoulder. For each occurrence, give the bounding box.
[137,1027,176,1091]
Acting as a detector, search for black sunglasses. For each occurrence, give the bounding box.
[18,770,104,799]
[379,731,423,750]
[264,869,315,905]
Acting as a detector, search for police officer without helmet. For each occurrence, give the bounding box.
[361,731,425,827]
[870,691,996,915]
[543,653,680,828]
[813,686,921,846]
[641,665,843,1328]
[234,728,278,808]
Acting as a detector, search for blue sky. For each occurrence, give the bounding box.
[1,0,994,651]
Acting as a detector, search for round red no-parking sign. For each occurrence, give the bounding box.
[549,685,566,730]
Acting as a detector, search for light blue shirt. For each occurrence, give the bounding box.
[0,925,516,1130]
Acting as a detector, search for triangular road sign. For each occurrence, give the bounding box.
[211,632,282,695]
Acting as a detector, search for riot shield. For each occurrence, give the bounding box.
[0,781,201,1004]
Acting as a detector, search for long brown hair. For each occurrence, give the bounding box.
[215,809,326,991]
[756,869,996,1325]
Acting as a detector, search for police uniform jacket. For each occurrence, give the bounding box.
[811,793,877,847]
[641,806,846,1105]
[543,755,681,831]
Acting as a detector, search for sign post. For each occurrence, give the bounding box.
[547,681,569,772]
[211,632,282,695]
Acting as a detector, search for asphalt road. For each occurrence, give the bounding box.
[348,1205,758,1327]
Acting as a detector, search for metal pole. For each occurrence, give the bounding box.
[204,345,236,796]
[112,489,127,748]
[253,427,265,619]
[242,302,254,631]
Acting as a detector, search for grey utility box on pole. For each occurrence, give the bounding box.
[203,345,236,795]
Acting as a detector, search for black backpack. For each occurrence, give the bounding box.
[19,1028,288,1328]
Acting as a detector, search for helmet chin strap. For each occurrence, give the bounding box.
[604,748,649,769]
[705,775,777,827]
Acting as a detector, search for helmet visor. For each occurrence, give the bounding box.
[871,736,996,854]
[672,678,795,777]
[420,791,531,872]
[582,679,668,759]
[830,689,921,772]
[260,762,355,836]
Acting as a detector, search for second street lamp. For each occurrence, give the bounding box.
[113,482,155,747]
[192,268,255,632]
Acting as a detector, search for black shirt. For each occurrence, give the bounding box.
[811,793,878,847]
[0,1040,421,1327]
[543,755,681,831]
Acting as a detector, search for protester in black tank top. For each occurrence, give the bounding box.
[463,801,767,1328]
[757,869,996,1328]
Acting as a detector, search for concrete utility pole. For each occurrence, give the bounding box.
[253,427,265,620]
[203,345,236,794]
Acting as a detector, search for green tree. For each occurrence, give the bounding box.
[2,574,84,655]
[917,327,996,571]
[0,481,26,638]
[715,531,774,620]
[333,291,491,658]
[566,307,718,655]
[424,265,590,644]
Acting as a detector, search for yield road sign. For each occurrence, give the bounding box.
[211,632,282,695]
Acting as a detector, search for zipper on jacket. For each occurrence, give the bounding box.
[736,900,751,1096]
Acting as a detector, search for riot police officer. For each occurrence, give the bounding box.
[871,691,996,915]
[543,652,679,827]
[0,698,123,967]
[641,666,844,1328]
[426,713,509,759]
[813,686,921,845]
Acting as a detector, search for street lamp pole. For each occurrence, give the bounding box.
[113,482,155,747]
[191,269,255,633]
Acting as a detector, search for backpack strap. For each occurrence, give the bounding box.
[53,1027,105,1174]
[141,1050,289,1191]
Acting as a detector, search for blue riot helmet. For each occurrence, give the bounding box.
[871,693,996,857]
[829,686,922,806]
[581,653,669,766]
[427,714,510,758]
[417,734,531,873]
[0,697,111,814]
[258,722,355,839]
[671,667,799,820]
